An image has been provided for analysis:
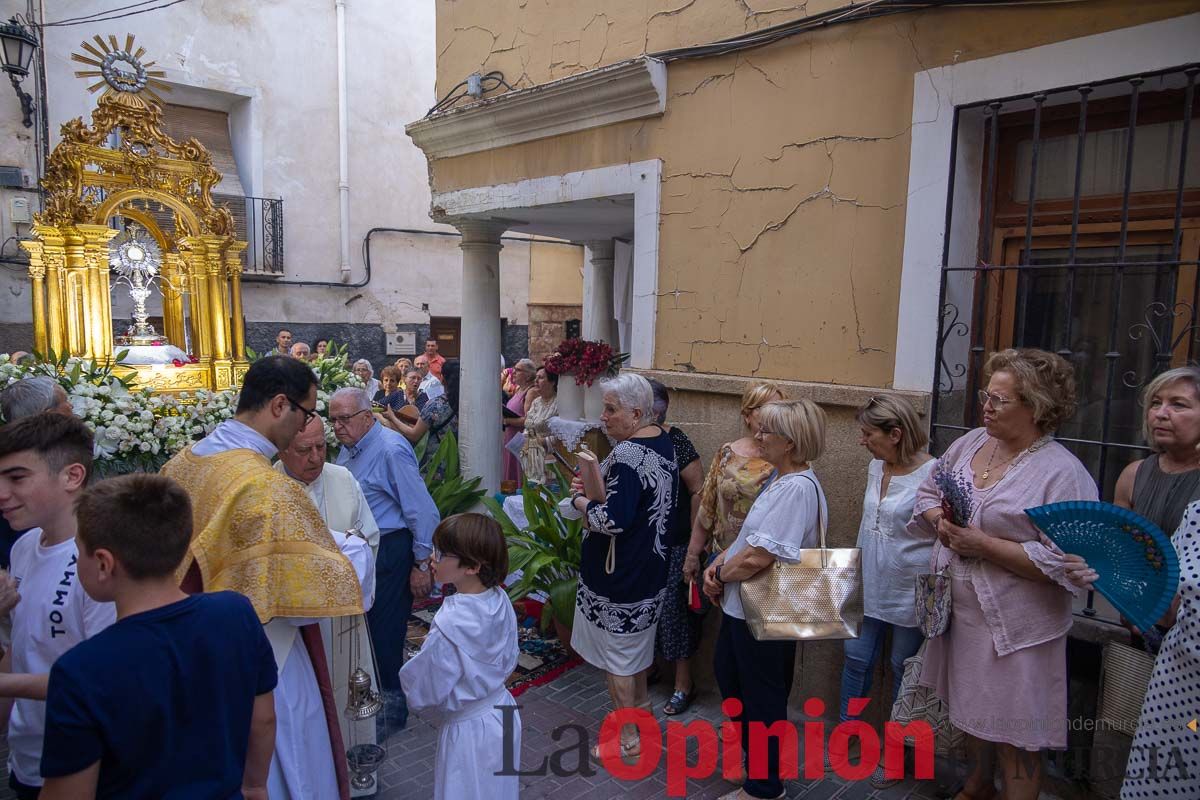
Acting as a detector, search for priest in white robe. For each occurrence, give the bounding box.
[277,416,383,798]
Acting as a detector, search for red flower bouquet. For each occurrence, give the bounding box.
[544,338,629,387]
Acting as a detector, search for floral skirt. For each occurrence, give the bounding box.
[655,544,703,662]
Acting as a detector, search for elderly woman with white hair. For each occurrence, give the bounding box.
[352,358,381,400]
[564,372,678,760]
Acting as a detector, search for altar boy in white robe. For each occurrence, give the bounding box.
[399,513,520,800]
[276,416,381,798]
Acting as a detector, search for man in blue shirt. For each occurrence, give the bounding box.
[330,387,439,736]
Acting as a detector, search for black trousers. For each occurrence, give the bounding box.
[366,529,414,724]
[713,613,797,799]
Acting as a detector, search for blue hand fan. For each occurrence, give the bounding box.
[1024,500,1180,633]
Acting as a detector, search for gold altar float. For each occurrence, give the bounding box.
[19,34,249,393]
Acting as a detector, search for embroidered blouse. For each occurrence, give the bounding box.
[576,430,678,634]
[908,427,1099,656]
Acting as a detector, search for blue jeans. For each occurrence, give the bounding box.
[366,529,415,728]
[839,615,924,722]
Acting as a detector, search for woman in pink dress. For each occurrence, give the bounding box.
[501,358,536,484]
[909,348,1097,800]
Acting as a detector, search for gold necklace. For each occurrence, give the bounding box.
[981,435,1049,482]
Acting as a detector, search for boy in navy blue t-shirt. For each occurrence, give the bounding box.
[38,474,278,800]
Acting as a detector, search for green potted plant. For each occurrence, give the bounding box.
[419,430,486,518]
[482,465,583,652]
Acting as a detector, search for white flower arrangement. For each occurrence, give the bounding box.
[1,347,364,476]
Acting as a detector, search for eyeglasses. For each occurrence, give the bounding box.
[432,548,458,562]
[329,409,369,426]
[977,390,1018,409]
[755,428,791,441]
[287,398,319,424]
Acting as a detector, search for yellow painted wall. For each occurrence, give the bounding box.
[430,0,1200,387]
[528,238,584,306]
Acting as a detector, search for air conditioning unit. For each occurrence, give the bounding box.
[385,332,416,356]
[0,166,24,188]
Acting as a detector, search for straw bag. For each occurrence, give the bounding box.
[739,474,863,641]
[916,544,952,638]
[891,643,965,756]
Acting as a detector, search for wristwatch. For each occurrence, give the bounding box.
[415,560,430,573]
[714,563,724,584]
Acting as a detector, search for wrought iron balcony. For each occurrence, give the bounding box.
[215,194,284,275]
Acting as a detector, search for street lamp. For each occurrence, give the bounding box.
[0,17,38,128]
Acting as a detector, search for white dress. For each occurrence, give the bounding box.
[1121,501,1200,798]
[856,459,936,627]
[399,587,521,800]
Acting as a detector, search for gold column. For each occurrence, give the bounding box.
[20,241,48,356]
[62,228,88,357]
[78,224,119,364]
[44,245,69,358]
[179,238,212,367]
[161,253,187,349]
[224,242,248,362]
[202,237,229,360]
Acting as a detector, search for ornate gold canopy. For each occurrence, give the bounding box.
[20,35,249,392]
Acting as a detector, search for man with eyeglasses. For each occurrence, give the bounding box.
[330,386,440,738]
[161,356,373,800]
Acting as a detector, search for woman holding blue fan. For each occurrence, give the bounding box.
[909,348,1098,800]
[1111,366,1200,652]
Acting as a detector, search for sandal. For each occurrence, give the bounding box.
[663,689,696,716]
[590,737,641,761]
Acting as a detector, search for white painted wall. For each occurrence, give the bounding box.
[0,0,530,342]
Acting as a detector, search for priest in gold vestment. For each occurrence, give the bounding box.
[161,356,373,800]
[276,415,383,798]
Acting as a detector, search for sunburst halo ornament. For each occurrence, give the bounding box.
[70,33,170,106]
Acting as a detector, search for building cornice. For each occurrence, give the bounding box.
[405,57,667,160]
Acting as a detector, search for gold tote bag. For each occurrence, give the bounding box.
[739,473,863,641]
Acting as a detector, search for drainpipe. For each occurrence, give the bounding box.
[336,0,352,282]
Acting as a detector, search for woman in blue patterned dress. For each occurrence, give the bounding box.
[564,373,678,760]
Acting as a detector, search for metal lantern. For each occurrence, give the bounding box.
[0,17,37,78]
[342,570,386,792]
[344,667,383,721]
[0,17,37,128]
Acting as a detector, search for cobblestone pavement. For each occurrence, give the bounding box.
[372,664,963,800]
[0,663,1073,799]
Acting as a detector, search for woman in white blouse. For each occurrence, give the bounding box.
[703,399,827,800]
[837,394,934,787]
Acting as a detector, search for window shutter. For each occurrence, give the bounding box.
[160,104,245,197]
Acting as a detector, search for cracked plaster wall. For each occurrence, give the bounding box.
[429,0,1200,389]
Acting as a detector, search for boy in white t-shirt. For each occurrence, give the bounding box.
[0,413,116,799]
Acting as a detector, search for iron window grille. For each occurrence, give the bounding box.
[930,64,1199,616]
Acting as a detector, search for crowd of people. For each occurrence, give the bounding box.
[0,342,1195,799]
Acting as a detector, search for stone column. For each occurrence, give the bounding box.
[582,239,618,346]
[453,218,508,494]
